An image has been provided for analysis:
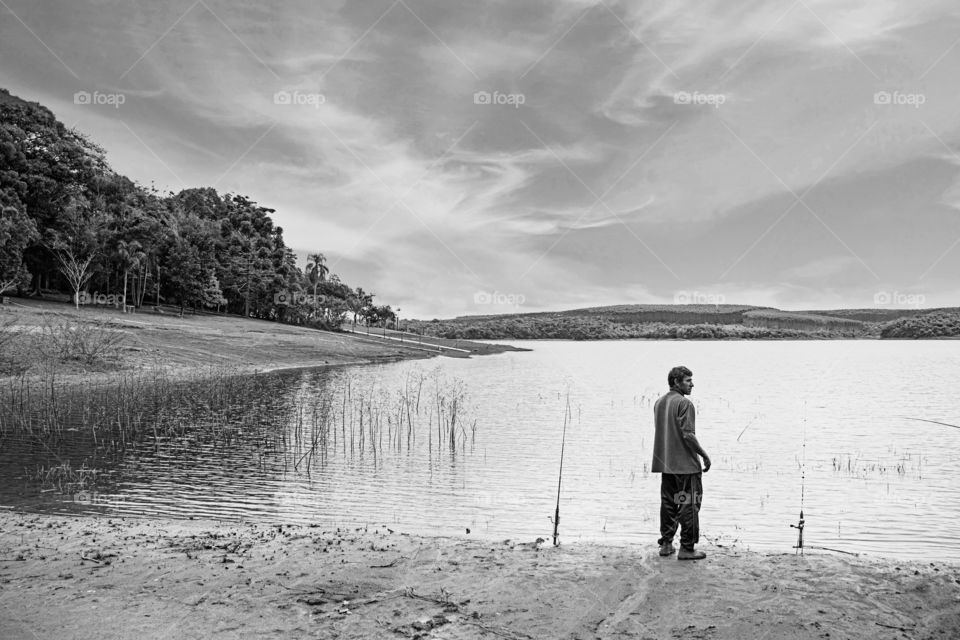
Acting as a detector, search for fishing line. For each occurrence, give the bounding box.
[899,416,960,430]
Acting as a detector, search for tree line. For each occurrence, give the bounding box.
[0,88,396,328]
[406,315,875,340]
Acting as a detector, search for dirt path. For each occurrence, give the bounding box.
[1,512,958,639]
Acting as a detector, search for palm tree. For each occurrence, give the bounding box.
[305,252,328,317]
[348,287,373,326]
[116,240,146,313]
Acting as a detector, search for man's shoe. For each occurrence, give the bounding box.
[658,543,676,556]
[677,548,707,560]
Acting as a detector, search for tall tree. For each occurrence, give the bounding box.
[0,91,111,295]
[201,274,227,311]
[46,193,105,309]
[348,287,374,326]
[114,239,145,313]
[306,252,328,317]
[162,211,218,316]
[0,190,38,294]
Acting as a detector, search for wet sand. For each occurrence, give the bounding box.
[1,511,958,639]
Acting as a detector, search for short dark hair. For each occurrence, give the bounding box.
[668,366,692,388]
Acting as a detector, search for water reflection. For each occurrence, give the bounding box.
[0,366,480,528]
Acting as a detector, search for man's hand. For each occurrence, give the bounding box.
[682,431,711,473]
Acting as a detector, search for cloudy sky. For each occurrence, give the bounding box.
[2,0,960,317]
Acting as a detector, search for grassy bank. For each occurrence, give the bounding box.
[1,511,958,639]
[0,298,523,382]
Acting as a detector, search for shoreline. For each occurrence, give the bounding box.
[434,334,960,341]
[1,511,958,639]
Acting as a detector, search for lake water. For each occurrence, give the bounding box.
[2,339,959,560]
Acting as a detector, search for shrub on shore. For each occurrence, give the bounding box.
[0,311,126,375]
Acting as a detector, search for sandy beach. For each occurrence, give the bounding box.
[1,511,958,639]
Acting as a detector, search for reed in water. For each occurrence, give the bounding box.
[2,366,477,477]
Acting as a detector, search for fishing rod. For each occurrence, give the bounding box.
[782,413,951,557]
[790,401,806,554]
[551,393,571,547]
[788,415,958,558]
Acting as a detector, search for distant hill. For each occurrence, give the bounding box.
[449,304,771,326]
[793,308,952,322]
[407,304,960,340]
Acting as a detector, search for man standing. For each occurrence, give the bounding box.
[652,366,711,560]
